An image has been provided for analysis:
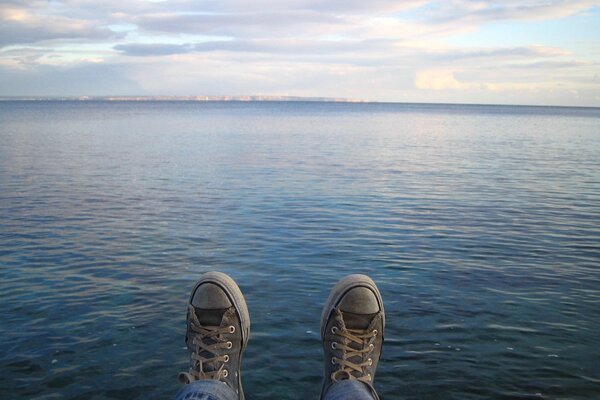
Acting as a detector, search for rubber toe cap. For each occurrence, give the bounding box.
[192,283,233,309]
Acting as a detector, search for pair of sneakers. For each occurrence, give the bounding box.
[178,272,385,399]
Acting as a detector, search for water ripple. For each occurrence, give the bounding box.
[1,101,599,399]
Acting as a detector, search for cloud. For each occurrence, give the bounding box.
[3,0,598,47]
[131,0,600,40]
[114,39,397,57]
[0,7,118,47]
[504,60,595,69]
[428,46,572,62]
[415,70,469,90]
[134,11,343,37]
[428,0,600,24]
[112,0,428,15]
[114,43,195,57]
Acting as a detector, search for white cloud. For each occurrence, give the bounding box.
[415,69,468,90]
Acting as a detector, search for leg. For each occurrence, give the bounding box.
[176,272,250,400]
[321,275,385,400]
[175,380,238,400]
[322,380,376,400]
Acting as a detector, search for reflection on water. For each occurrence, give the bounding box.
[1,101,599,399]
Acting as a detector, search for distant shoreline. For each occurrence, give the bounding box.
[0,95,368,103]
[0,96,598,109]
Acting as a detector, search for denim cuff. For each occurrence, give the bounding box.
[174,380,239,400]
[324,379,378,400]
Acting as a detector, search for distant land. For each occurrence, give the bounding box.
[2,97,598,109]
[0,95,368,103]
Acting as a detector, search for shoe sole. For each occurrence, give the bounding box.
[320,274,385,339]
[190,271,251,400]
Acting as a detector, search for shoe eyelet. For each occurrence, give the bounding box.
[331,342,337,349]
[368,358,373,366]
[222,369,228,378]
[226,341,233,349]
[229,326,235,334]
[224,355,230,362]
[367,374,372,381]
[372,329,378,336]
[331,326,338,334]
[369,343,374,350]
[331,357,337,365]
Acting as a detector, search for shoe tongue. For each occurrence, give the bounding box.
[342,311,378,330]
[194,307,229,326]
[191,307,230,373]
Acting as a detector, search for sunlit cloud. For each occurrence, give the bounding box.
[415,70,468,90]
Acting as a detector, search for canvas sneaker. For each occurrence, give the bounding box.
[320,274,385,399]
[178,271,250,400]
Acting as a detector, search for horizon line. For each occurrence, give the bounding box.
[0,95,599,109]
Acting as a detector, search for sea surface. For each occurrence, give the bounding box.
[1,101,599,400]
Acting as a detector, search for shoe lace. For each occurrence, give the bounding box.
[179,305,234,384]
[330,321,378,383]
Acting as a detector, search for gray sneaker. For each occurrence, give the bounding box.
[320,274,385,400]
[178,271,250,400]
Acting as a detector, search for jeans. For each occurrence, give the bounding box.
[174,380,376,400]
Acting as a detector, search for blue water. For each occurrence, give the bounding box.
[1,101,599,400]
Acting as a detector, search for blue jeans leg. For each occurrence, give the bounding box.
[323,380,378,400]
[174,380,239,400]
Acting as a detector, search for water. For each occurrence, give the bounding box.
[1,101,599,400]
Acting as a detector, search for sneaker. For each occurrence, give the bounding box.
[178,271,250,400]
[320,274,385,399]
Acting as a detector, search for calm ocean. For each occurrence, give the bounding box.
[1,101,599,400]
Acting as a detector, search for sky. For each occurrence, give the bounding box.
[0,0,599,106]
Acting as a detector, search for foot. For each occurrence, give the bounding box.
[178,271,250,400]
[320,274,385,399]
